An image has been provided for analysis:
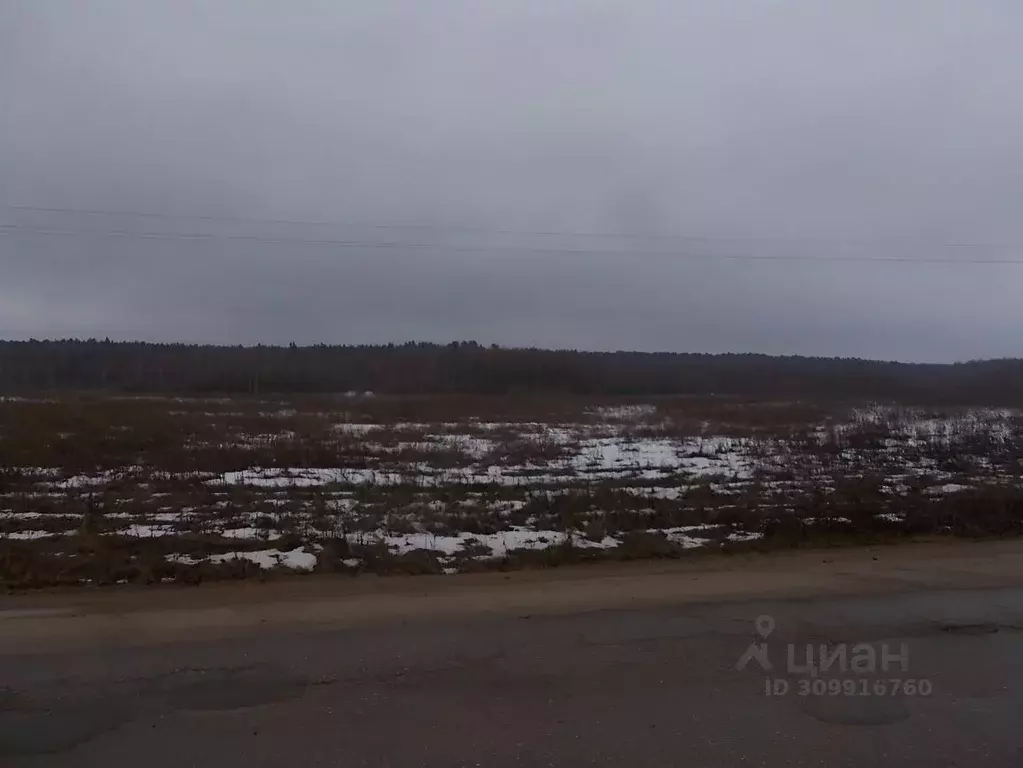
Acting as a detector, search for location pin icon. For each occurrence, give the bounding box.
[755,615,775,639]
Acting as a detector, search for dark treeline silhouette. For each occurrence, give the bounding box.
[2,340,1023,404]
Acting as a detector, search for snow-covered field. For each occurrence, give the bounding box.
[2,399,1022,585]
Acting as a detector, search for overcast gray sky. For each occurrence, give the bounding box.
[3,0,1022,362]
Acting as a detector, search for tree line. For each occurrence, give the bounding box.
[1,339,1022,404]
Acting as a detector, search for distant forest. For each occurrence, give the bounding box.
[2,340,1023,404]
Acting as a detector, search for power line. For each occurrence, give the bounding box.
[4,203,1021,251]
[2,222,1022,264]
[5,203,489,236]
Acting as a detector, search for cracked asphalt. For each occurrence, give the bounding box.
[4,543,1023,766]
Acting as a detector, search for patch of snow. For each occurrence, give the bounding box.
[589,404,657,421]
[726,532,764,543]
[151,511,191,522]
[656,528,712,549]
[573,438,679,471]
[168,547,318,571]
[574,535,622,550]
[799,517,852,526]
[210,432,762,489]
[45,467,160,490]
[0,511,69,521]
[117,524,176,537]
[166,553,199,566]
[333,423,381,435]
[876,512,906,523]
[8,467,63,479]
[925,483,972,495]
[622,486,684,500]
[673,523,724,533]
[1,529,66,540]
[220,527,282,541]
[378,527,609,558]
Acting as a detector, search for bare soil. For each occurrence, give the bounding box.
[6,538,1023,653]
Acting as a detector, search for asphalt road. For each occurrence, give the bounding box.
[4,544,1023,766]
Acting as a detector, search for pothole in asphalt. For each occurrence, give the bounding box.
[0,704,132,757]
[799,690,911,726]
[939,623,1001,636]
[159,673,308,713]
